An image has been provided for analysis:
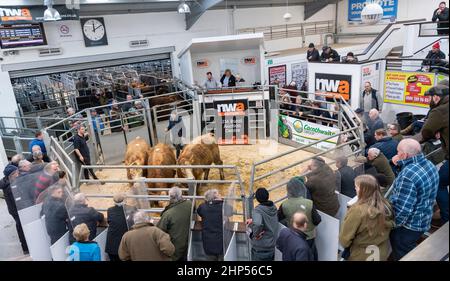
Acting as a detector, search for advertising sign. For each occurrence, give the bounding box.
[384,71,435,108]
[291,62,308,89]
[361,62,380,90]
[0,6,79,24]
[278,114,340,150]
[348,0,398,23]
[269,65,287,86]
[242,56,257,65]
[314,73,352,101]
[196,59,209,68]
[214,99,249,145]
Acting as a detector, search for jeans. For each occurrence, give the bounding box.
[251,248,274,261]
[436,161,449,223]
[390,227,423,261]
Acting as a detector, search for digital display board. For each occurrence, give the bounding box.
[0,23,47,49]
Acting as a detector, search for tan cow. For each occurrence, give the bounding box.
[124,137,150,184]
[147,143,177,208]
[177,133,225,181]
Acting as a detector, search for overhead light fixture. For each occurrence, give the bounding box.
[44,0,61,21]
[283,0,292,21]
[178,1,191,14]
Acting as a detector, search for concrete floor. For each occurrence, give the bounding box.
[0,198,26,261]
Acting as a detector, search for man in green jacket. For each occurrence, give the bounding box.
[157,186,192,261]
[421,84,449,159]
[356,148,396,189]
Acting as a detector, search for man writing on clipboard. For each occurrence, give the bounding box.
[73,125,103,184]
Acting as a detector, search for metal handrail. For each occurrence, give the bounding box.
[238,20,334,41]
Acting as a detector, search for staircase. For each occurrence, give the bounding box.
[385,46,404,71]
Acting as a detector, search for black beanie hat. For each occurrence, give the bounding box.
[308,43,314,48]
[255,188,269,203]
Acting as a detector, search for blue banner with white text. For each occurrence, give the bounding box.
[348,0,398,23]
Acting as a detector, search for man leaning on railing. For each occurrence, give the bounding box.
[432,1,449,35]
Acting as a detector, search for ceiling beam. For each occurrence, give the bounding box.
[304,0,335,21]
[185,0,222,30]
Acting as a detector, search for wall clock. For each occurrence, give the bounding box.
[80,17,108,47]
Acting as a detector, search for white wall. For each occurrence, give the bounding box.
[191,49,261,86]
[234,5,337,51]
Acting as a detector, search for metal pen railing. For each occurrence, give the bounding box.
[238,20,335,41]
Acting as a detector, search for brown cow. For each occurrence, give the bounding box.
[124,137,150,184]
[177,133,225,181]
[147,143,177,207]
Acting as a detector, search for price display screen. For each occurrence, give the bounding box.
[0,23,47,49]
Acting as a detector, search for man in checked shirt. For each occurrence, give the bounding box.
[389,139,439,260]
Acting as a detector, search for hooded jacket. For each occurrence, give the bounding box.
[278,177,321,239]
[250,202,279,252]
[421,95,449,159]
[305,165,340,216]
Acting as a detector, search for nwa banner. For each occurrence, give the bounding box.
[214,99,249,145]
[279,114,340,150]
[348,0,398,23]
[315,73,352,101]
[384,71,435,108]
[0,6,79,24]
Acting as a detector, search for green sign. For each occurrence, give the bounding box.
[267,59,273,65]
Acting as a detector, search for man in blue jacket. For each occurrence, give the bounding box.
[369,129,399,161]
[276,212,314,261]
[28,131,50,162]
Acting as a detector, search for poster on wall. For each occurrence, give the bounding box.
[384,71,435,108]
[314,73,352,101]
[214,99,249,145]
[220,58,239,76]
[291,62,308,89]
[361,62,380,92]
[348,0,398,23]
[278,114,340,151]
[269,65,287,86]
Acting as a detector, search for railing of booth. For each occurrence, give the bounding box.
[248,90,365,214]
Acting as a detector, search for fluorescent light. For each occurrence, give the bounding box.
[178,1,191,14]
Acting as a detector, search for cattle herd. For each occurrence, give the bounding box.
[124,133,225,206]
